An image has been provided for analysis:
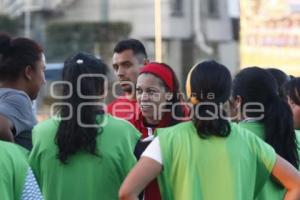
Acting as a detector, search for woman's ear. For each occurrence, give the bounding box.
[143,59,150,65]
[232,95,242,110]
[228,95,242,122]
[288,96,296,108]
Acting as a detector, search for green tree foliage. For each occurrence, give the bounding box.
[46,21,131,62]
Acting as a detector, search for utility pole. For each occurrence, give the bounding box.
[100,0,108,22]
[25,0,31,37]
[154,0,162,62]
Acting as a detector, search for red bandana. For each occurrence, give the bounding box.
[140,62,174,92]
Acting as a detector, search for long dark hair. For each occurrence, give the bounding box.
[266,68,290,101]
[189,60,232,138]
[233,67,299,168]
[56,52,107,164]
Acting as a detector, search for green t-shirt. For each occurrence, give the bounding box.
[239,122,285,200]
[0,141,29,200]
[29,114,140,200]
[156,121,276,200]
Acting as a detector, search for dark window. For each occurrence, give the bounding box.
[231,18,240,41]
[171,0,183,17]
[207,0,220,18]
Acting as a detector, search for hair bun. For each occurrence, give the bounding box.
[0,32,12,55]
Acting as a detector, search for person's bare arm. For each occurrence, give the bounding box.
[0,115,14,142]
[119,157,162,200]
[272,155,300,200]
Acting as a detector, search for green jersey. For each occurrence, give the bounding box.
[29,114,140,200]
[239,122,287,200]
[156,121,276,200]
[0,141,42,200]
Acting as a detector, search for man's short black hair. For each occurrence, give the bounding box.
[113,39,147,60]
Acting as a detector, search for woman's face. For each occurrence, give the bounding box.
[27,53,46,100]
[136,73,168,124]
[227,96,242,122]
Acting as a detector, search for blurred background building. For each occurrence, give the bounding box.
[0,0,240,83]
[0,0,241,120]
[5,0,300,118]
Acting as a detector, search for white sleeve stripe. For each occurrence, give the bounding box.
[141,137,163,164]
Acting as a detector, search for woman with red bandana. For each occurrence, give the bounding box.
[130,62,188,200]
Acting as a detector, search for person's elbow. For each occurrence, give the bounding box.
[0,115,14,142]
[118,187,136,200]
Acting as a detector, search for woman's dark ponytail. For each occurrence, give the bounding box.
[193,104,231,138]
[233,67,299,168]
[56,52,107,164]
[188,61,232,138]
[264,97,299,168]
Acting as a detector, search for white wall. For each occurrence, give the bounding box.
[204,0,232,42]
[218,41,239,74]
[109,0,192,39]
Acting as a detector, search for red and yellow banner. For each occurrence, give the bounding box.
[240,0,300,76]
